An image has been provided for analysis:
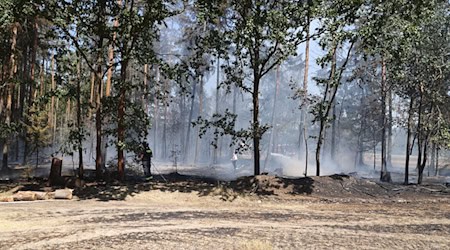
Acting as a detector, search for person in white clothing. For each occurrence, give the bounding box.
[231,153,238,170]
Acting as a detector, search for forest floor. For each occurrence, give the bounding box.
[1,173,450,249]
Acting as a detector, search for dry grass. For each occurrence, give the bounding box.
[239,239,273,250]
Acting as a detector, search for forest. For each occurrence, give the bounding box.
[0,0,449,185]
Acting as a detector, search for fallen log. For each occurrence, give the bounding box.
[34,191,49,200]
[13,191,37,201]
[0,196,14,202]
[54,189,73,200]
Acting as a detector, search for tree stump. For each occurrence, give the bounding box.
[49,158,63,186]
[381,171,392,183]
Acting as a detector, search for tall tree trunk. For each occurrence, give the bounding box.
[315,118,326,177]
[316,45,337,176]
[88,72,95,119]
[418,139,428,185]
[299,15,310,171]
[66,99,71,124]
[264,65,280,172]
[331,101,337,160]
[303,122,309,176]
[54,97,59,145]
[95,0,106,180]
[435,147,439,176]
[252,73,261,176]
[380,57,387,180]
[418,103,432,185]
[387,86,393,168]
[19,46,28,121]
[76,53,84,179]
[2,23,18,171]
[373,142,376,170]
[88,72,95,160]
[213,56,220,164]
[194,75,203,164]
[430,143,435,177]
[180,89,186,157]
[153,66,160,158]
[184,76,197,163]
[36,147,39,168]
[231,81,237,157]
[143,64,148,112]
[162,78,169,160]
[355,88,366,168]
[117,59,128,181]
[416,91,424,184]
[29,20,38,107]
[39,59,45,96]
[50,54,56,144]
[404,96,413,185]
[106,0,122,97]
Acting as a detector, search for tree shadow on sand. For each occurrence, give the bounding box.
[1,169,319,202]
[73,173,217,201]
[73,173,317,202]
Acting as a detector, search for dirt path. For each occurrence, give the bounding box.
[1,187,450,250]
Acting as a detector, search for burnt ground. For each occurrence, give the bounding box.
[1,174,450,249]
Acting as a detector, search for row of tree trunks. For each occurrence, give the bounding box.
[22,19,40,165]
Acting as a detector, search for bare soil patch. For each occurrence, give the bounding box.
[1,174,450,249]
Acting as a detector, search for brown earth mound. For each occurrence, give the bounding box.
[227,174,450,199]
[2,174,450,203]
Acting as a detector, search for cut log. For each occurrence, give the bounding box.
[33,191,49,200]
[54,189,73,200]
[0,196,14,202]
[13,191,37,201]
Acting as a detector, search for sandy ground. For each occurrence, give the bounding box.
[1,178,450,250]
